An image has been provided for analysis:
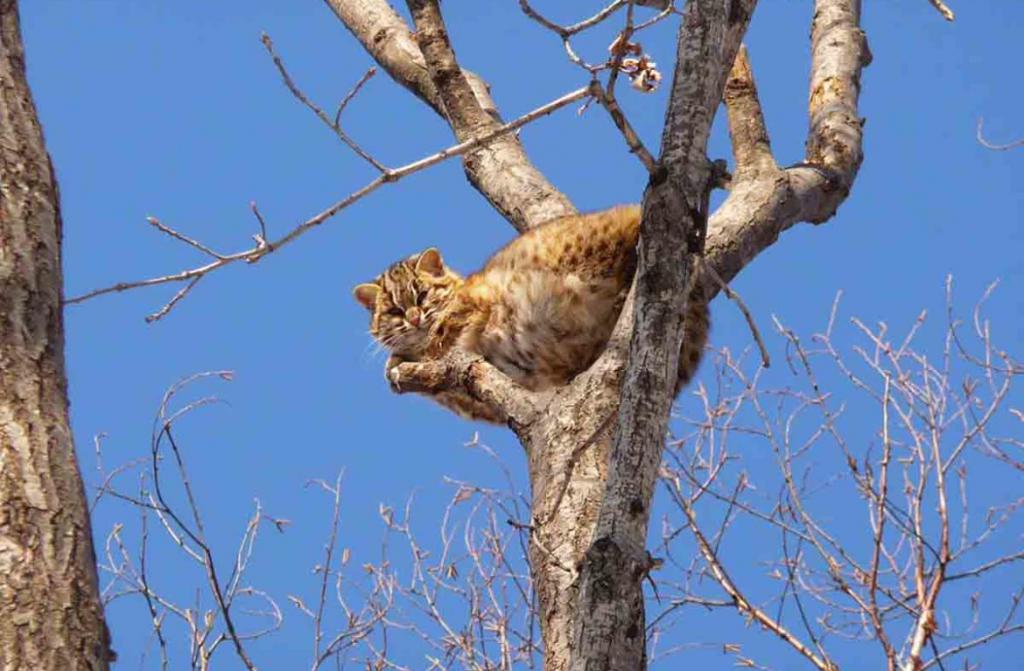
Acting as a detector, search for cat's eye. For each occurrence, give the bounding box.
[416,290,429,304]
[386,307,404,317]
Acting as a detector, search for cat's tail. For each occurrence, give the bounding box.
[675,276,710,394]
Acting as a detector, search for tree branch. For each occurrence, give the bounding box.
[589,81,658,175]
[320,0,475,117]
[66,86,590,318]
[723,45,775,178]
[680,498,836,671]
[326,0,576,231]
[976,117,1024,151]
[389,350,543,429]
[698,0,870,298]
[518,0,627,39]
[926,0,955,21]
[261,33,385,172]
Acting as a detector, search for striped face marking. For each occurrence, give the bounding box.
[353,249,461,358]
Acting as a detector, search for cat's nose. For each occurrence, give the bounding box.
[407,308,421,327]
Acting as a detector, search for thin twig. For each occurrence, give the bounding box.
[926,0,955,21]
[588,80,657,173]
[66,86,591,319]
[249,201,269,246]
[604,0,636,96]
[138,474,171,671]
[146,217,226,259]
[145,276,201,323]
[146,378,258,670]
[311,472,343,668]
[976,117,1024,151]
[518,0,626,38]
[261,33,386,172]
[335,67,377,127]
[681,499,836,671]
[702,260,770,367]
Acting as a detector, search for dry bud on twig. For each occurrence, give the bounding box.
[608,36,662,92]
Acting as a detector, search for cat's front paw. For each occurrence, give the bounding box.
[385,355,406,392]
[387,365,404,393]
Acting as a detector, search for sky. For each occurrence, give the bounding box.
[18,1,1023,669]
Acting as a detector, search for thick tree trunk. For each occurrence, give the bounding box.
[570,2,755,666]
[0,2,111,668]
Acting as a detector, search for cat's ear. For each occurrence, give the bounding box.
[352,283,380,310]
[416,248,445,277]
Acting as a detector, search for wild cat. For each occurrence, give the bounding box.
[353,205,709,423]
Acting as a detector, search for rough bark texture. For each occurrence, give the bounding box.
[571,2,756,668]
[329,0,868,668]
[0,2,111,668]
[324,0,576,232]
[405,0,579,230]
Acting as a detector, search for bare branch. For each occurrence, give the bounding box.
[146,216,225,259]
[151,419,257,669]
[681,498,837,671]
[389,349,543,428]
[921,588,1024,670]
[927,0,955,21]
[321,0,502,118]
[334,66,377,126]
[656,281,1022,670]
[976,117,1024,151]
[261,33,385,172]
[145,276,201,324]
[518,0,627,38]
[588,80,658,174]
[701,259,770,368]
[65,86,590,318]
[804,0,869,199]
[326,0,576,231]
[311,473,344,665]
[521,0,675,77]
[699,0,870,299]
[723,45,776,178]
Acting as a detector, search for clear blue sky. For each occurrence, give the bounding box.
[21,1,1022,668]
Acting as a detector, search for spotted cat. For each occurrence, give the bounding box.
[353,205,709,423]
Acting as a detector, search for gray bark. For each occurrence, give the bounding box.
[572,2,757,666]
[0,1,111,668]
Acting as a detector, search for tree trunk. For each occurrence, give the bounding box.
[0,1,111,668]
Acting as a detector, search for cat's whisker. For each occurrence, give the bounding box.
[358,337,385,366]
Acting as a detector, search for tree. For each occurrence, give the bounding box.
[0,2,110,668]
[20,0,1024,669]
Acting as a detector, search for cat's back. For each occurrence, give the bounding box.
[458,206,641,389]
[483,205,640,279]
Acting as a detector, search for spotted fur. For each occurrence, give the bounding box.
[354,205,710,423]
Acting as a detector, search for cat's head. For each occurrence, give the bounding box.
[353,248,462,357]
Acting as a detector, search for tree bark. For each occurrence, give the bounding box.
[571,2,756,667]
[0,2,111,668]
